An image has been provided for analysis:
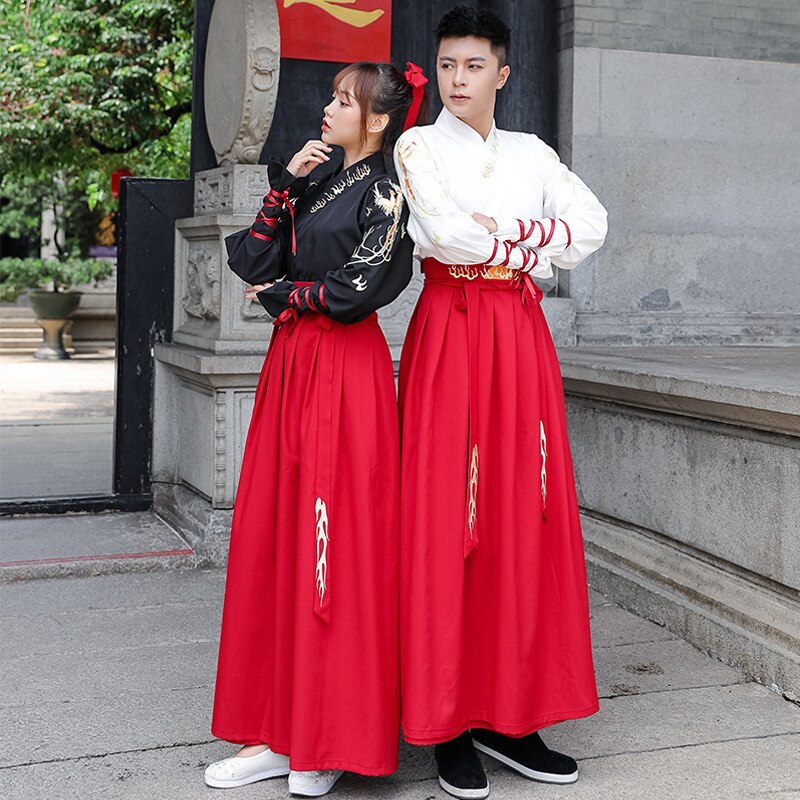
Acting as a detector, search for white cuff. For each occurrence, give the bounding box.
[492,217,521,241]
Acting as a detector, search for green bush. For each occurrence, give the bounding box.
[0,257,114,301]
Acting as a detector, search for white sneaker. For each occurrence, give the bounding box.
[204,746,290,788]
[288,769,344,796]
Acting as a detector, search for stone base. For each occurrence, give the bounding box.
[152,481,231,567]
[70,315,115,346]
[152,342,266,509]
[561,346,800,698]
[583,512,800,701]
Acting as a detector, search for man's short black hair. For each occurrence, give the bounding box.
[435,4,511,68]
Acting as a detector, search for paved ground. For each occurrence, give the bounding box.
[0,352,115,499]
[0,511,195,578]
[1,512,798,800]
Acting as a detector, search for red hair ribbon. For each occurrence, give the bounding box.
[403,62,428,132]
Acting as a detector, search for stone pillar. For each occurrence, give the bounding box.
[153,166,274,560]
[152,0,281,561]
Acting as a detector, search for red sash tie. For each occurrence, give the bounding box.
[269,287,380,621]
[421,258,544,559]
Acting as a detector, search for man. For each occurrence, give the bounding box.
[393,6,608,799]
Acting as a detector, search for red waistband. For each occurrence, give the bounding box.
[421,258,543,306]
[422,258,518,288]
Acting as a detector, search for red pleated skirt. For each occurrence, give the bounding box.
[398,260,599,745]
[211,310,401,775]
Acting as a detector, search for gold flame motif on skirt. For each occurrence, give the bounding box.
[539,421,548,511]
[315,497,329,605]
[467,444,479,536]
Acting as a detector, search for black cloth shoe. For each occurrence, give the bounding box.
[471,729,578,784]
[434,732,490,799]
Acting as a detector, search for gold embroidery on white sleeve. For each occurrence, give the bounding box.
[315,497,329,604]
[481,130,501,178]
[396,138,442,218]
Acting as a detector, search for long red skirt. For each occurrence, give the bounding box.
[211,311,401,775]
[397,260,599,745]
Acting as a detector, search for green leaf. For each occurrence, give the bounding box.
[85,182,100,211]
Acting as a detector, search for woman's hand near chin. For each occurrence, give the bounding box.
[287,140,333,178]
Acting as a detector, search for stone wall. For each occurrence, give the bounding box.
[555,2,800,696]
[558,0,800,63]
[557,3,800,345]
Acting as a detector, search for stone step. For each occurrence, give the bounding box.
[0,337,41,349]
[0,325,42,339]
[73,340,116,354]
[0,341,114,356]
[0,348,37,358]
[0,307,36,319]
[0,318,41,330]
[0,334,42,344]
[0,325,39,336]
[558,344,800,701]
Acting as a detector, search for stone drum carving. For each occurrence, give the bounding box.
[204,0,281,165]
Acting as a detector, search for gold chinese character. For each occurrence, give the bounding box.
[284,0,385,28]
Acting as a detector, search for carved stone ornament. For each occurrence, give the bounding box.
[194,164,269,216]
[241,296,270,321]
[183,243,221,321]
[204,0,281,166]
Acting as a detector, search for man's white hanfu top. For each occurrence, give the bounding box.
[393,106,608,279]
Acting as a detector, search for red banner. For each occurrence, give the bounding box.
[278,0,392,63]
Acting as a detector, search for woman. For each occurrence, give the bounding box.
[205,62,428,797]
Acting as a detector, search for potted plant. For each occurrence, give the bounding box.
[0,257,114,359]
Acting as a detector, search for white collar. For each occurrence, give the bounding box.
[435,106,498,147]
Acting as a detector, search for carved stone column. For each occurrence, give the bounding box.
[152,0,282,560]
[204,0,279,166]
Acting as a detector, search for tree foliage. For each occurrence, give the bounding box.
[0,0,194,255]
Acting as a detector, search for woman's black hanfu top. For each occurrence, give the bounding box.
[225,150,413,324]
